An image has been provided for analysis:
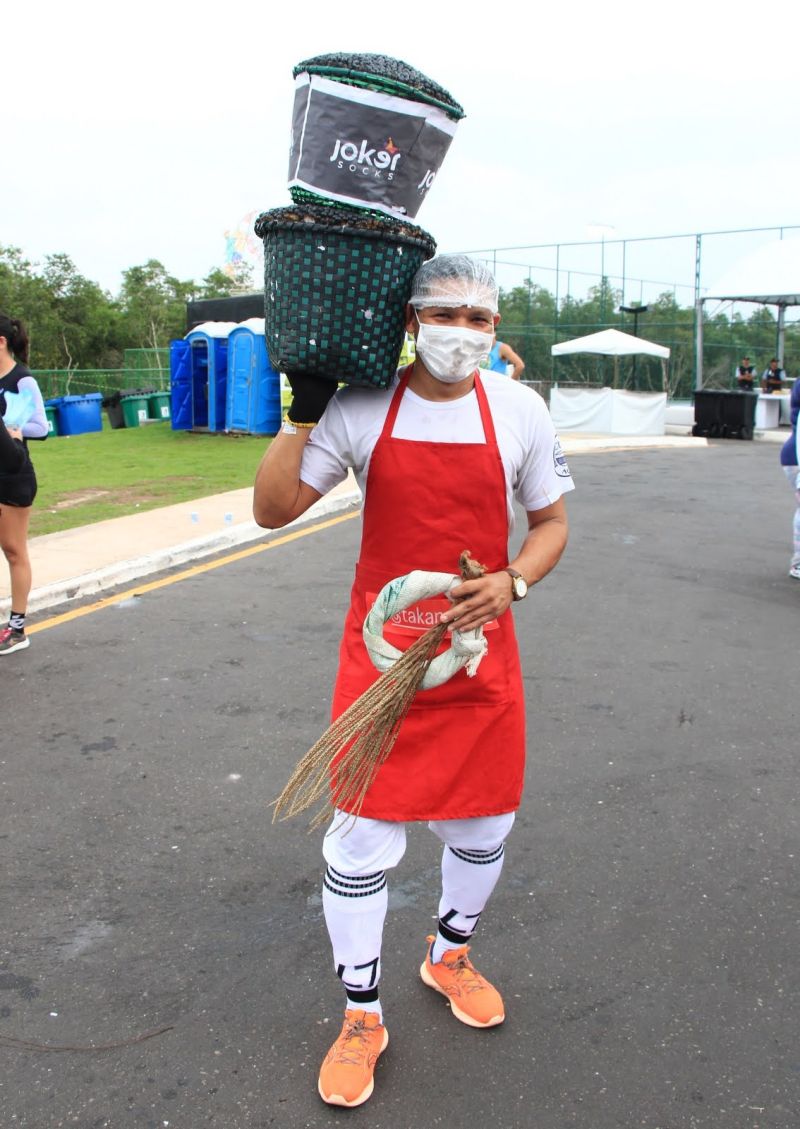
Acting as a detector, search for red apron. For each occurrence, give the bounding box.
[331,370,525,821]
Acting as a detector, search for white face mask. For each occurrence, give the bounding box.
[414,318,493,384]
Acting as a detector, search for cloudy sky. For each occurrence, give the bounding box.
[5,0,800,308]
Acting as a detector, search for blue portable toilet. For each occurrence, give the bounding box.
[170,322,237,432]
[169,339,194,430]
[225,318,282,436]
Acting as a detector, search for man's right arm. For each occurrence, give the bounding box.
[253,372,335,528]
[253,427,323,528]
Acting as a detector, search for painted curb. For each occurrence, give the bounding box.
[21,489,362,615]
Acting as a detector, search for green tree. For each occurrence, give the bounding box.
[0,246,123,372]
[0,246,56,365]
[118,259,196,351]
[198,263,256,297]
[497,281,559,381]
[41,253,123,373]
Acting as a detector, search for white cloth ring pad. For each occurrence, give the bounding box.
[362,570,489,689]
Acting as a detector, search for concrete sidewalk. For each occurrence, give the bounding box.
[0,472,363,616]
[0,428,769,616]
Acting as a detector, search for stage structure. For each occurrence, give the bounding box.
[696,237,800,390]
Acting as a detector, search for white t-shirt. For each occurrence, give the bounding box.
[300,371,574,531]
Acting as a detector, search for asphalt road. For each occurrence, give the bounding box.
[2,440,798,1129]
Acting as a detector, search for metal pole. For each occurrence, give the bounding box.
[600,239,605,384]
[695,299,705,392]
[552,246,561,384]
[693,234,703,391]
[620,305,648,389]
[777,304,786,367]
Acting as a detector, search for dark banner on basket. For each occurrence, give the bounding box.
[288,74,458,219]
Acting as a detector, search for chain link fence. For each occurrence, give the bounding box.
[32,349,170,401]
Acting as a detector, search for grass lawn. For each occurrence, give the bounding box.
[28,422,272,537]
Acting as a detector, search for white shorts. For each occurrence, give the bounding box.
[322,810,516,875]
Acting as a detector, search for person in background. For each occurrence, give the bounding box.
[0,313,48,654]
[780,374,800,580]
[761,357,785,393]
[735,356,755,391]
[487,337,525,380]
[398,331,416,369]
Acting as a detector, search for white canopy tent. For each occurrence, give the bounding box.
[696,237,800,388]
[550,329,670,435]
[551,327,670,396]
[551,327,670,360]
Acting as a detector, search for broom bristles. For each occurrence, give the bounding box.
[272,620,448,829]
[272,551,488,833]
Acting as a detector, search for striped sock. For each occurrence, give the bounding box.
[323,866,387,1020]
[432,843,505,963]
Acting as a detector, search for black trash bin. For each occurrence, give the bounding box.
[103,387,157,430]
[692,390,724,437]
[718,390,757,440]
[103,391,125,429]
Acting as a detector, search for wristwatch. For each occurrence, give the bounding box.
[504,567,529,601]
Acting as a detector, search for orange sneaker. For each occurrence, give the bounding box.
[420,935,505,1028]
[318,1008,389,1107]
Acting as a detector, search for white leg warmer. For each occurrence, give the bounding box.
[428,813,515,961]
[320,813,407,1011]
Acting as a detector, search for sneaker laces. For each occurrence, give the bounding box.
[331,1016,380,1066]
[442,947,490,995]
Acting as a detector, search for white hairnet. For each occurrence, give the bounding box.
[409,254,499,314]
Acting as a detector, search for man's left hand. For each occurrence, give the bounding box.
[440,572,514,633]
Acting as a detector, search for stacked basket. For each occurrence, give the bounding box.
[255,53,464,390]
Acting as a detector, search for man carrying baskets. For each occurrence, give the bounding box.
[254,254,574,1107]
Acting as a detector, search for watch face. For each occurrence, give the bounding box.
[515,577,528,599]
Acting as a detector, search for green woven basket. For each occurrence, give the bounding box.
[292,53,465,121]
[255,204,436,389]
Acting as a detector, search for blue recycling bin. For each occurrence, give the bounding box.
[51,393,103,436]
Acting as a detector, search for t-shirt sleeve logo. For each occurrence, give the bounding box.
[553,437,571,478]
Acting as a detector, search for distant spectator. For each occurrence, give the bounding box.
[761,357,785,393]
[735,356,755,391]
[398,332,416,369]
[0,311,48,655]
[779,375,800,580]
[487,339,525,381]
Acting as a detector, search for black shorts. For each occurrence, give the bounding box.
[0,444,37,507]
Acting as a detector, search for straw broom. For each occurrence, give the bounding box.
[272,551,487,831]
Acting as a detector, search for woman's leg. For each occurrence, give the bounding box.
[783,466,800,573]
[0,502,32,614]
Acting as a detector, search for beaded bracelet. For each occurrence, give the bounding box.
[282,418,317,435]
